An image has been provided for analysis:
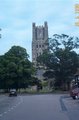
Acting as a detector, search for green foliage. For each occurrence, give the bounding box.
[0,46,34,90]
[49,34,79,52]
[37,34,79,90]
[43,70,54,78]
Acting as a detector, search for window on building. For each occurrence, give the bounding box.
[39,45,41,48]
[36,45,38,48]
[42,45,44,47]
[37,53,38,57]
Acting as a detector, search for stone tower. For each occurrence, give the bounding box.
[32,22,48,67]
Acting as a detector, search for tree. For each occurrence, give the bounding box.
[0,46,35,90]
[37,34,79,90]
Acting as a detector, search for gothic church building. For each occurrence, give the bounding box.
[32,22,48,67]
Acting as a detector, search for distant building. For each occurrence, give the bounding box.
[32,22,48,67]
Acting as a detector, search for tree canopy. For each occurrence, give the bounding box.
[37,34,79,90]
[0,46,35,90]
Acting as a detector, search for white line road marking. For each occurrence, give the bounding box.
[11,107,14,110]
[0,96,23,117]
[4,112,7,114]
[8,109,11,112]
[0,114,3,117]
[13,105,17,108]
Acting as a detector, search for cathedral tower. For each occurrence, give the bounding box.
[32,22,48,67]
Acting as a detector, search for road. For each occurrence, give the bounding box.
[0,94,79,120]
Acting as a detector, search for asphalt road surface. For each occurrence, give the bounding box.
[0,94,79,120]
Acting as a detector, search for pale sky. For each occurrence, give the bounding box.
[0,0,79,61]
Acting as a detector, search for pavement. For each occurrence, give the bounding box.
[0,94,79,120]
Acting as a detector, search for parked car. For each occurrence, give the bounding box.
[70,79,79,99]
[70,85,79,99]
[9,89,17,97]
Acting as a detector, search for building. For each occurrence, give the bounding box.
[32,22,48,67]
